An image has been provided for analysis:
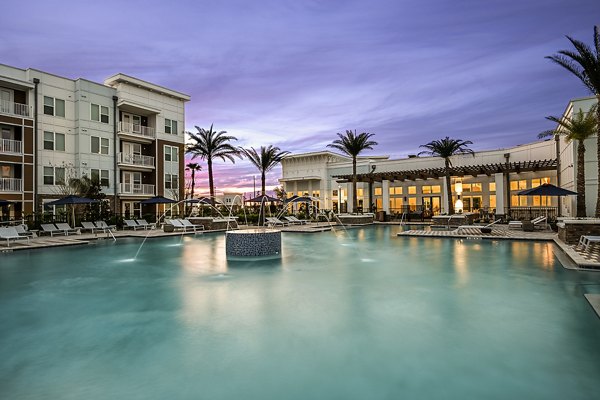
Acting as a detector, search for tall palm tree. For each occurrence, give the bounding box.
[186,124,241,201]
[418,137,474,215]
[327,130,377,213]
[185,162,202,200]
[538,105,598,217]
[547,26,600,216]
[240,146,290,195]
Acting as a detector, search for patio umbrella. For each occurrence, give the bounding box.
[245,194,281,203]
[139,195,177,204]
[284,195,299,203]
[45,195,100,226]
[517,183,577,223]
[0,199,13,206]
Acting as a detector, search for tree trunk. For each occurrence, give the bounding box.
[261,171,266,195]
[596,95,600,217]
[352,157,357,213]
[445,159,454,215]
[259,171,266,226]
[576,141,587,217]
[208,158,214,201]
[190,170,195,200]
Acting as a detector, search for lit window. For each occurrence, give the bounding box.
[374,187,382,196]
[431,185,441,194]
[471,183,482,192]
[408,186,416,195]
[422,186,431,194]
[489,182,496,192]
[489,195,496,208]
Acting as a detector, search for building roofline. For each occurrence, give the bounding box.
[104,73,191,101]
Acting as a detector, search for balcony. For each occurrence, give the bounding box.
[0,100,32,118]
[119,183,155,196]
[0,178,22,192]
[0,138,23,155]
[118,152,155,168]
[118,122,155,140]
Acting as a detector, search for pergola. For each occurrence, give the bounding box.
[332,159,557,183]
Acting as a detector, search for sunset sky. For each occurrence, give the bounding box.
[1,0,598,195]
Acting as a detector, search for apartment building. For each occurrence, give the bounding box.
[0,64,189,219]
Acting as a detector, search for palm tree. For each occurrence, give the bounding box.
[186,124,241,201]
[185,162,202,200]
[418,137,474,215]
[538,105,598,217]
[547,26,600,215]
[240,146,290,195]
[327,130,377,213]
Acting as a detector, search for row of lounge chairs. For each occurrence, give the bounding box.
[265,216,310,226]
[123,219,154,230]
[0,226,31,247]
[165,218,204,233]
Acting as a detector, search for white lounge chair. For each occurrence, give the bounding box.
[81,221,101,233]
[180,219,204,232]
[166,219,196,233]
[40,223,68,237]
[286,216,309,225]
[508,216,547,230]
[578,235,600,252]
[0,226,30,247]
[14,224,35,237]
[55,222,78,235]
[136,219,155,230]
[124,219,144,230]
[283,216,302,225]
[95,221,116,231]
[266,217,289,226]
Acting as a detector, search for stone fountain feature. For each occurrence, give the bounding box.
[225,228,282,259]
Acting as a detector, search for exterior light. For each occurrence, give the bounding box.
[455,196,463,213]
[455,180,463,194]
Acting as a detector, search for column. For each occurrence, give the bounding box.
[494,173,505,216]
[346,183,354,214]
[441,179,449,214]
[382,180,390,213]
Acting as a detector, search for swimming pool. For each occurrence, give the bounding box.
[1,226,599,399]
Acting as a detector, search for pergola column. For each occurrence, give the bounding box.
[442,179,449,214]
[382,180,390,213]
[346,183,354,214]
[494,173,505,216]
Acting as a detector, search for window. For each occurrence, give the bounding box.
[43,96,65,117]
[43,166,65,185]
[511,195,527,207]
[470,183,482,192]
[389,187,402,195]
[164,145,179,162]
[165,119,178,134]
[357,188,364,197]
[421,185,440,194]
[91,169,109,187]
[489,194,496,208]
[332,190,338,197]
[374,187,382,196]
[312,190,320,198]
[43,131,65,151]
[91,104,109,123]
[91,136,109,154]
[489,182,496,192]
[510,180,527,191]
[408,186,416,195]
[390,197,403,210]
[531,177,551,188]
[165,173,179,190]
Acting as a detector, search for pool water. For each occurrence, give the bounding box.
[1,226,599,399]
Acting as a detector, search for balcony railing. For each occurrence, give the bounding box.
[119,183,155,195]
[0,138,23,154]
[118,122,155,139]
[118,152,155,167]
[0,100,32,118]
[0,178,22,192]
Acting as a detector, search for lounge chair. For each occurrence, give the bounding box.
[283,216,302,225]
[14,224,35,237]
[55,222,78,235]
[0,227,30,247]
[266,217,289,226]
[508,216,546,230]
[124,219,144,230]
[136,219,155,230]
[81,221,102,233]
[286,216,309,225]
[180,219,204,232]
[95,221,116,232]
[40,223,68,237]
[578,235,600,252]
[165,219,190,232]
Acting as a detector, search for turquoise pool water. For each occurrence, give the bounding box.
[1,226,599,399]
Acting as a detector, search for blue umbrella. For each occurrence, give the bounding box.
[139,196,177,204]
[517,183,577,196]
[45,195,100,206]
[0,199,12,206]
